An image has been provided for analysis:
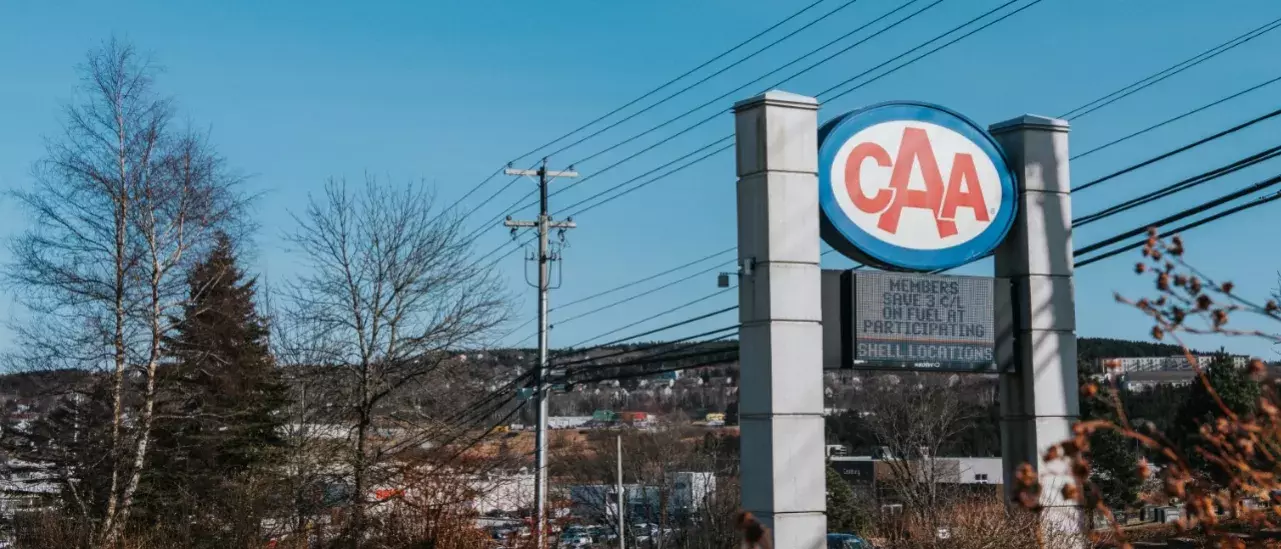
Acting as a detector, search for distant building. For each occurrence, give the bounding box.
[547,416,592,429]
[1091,354,1253,391]
[666,472,714,511]
[471,473,535,514]
[829,455,1003,512]
[830,456,1001,487]
[568,472,715,522]
[1095,355,1249,374]
[0,459,59,518]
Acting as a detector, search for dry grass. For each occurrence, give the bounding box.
[858,499,1081,549]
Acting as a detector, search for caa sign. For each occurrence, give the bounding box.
[818,102,1016,272]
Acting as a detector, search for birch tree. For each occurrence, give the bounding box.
[6,38,245,547]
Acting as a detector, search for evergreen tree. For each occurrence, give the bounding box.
[826,466,867,534]
[2,379,119,538]
[1088,429,1144,510]
[1172,350,1260,486]
[1079,367,1144,510]
[138,233,288,545]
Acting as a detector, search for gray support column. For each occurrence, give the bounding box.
[733,91,827,549]
[990,115,1085,542]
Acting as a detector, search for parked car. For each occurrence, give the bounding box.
[558,532,591,548]
[827,533,868,549]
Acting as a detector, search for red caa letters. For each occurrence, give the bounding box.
[843,127,989,238]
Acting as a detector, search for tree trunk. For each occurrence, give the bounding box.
[98,139,131,549]
[352,391,370,548]
[102,262,165,546]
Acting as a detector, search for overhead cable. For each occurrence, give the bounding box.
[1076,190,1281,268]
[1074,144,1281,227]
[1075,173,1281,257]
[1072,107,1281,193]
[1071,74,1281,161]
[1060,16,1281,121]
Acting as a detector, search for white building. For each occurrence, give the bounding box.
[666,472,714,511]
[569,472,716,521]
[1096,355,1249,373]
[547,416,592,429]
[955,457,1002,485]
[829,456,1003,486]
[471,473,535,514]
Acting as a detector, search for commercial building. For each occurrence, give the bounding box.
[829,455,1003,513]
[829,456,1002,487]
[567,471,716,523]
[1094,355,1249,373]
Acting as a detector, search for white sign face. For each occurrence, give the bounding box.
[828,120,1005,251]
[817,102,1018,272]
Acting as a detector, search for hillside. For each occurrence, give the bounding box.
[0,337,1228,421]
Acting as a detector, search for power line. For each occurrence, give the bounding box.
[527,0,949,215]
[437,396,529,464]
[489,3,1044,305]
[1060,16,1281,121]
[540,0,869,162]
[506,0,833,164]
[457,161,539,228]
[492,1,1069,387]
[569,301,738,350]
[473,234,530,269]
[1075,172,1281,257]
[553,247,735,311]
[550,177,1281,375]
[1075,189,1281,268]
[562,138,735,218]
[552,324,740,369]
[570,355,741,387]
[433,367,539,430]
[570,188,1281,379]
[537,0,1031,221]
[551,258,736,328]
[564,337,739,378]
[539,1,1268,318]
[444,167,504,215]
[471,189,541,242]
[504,244,733,349]
[817,0,1046,101]
[499,241,730,347]
[456,0,850,231]
[390,369,536,460]
[1072,74,1281,161]
[558,0,945,167]
[1072,107,1281,193]
[520,307,735,371]
[1074,143,1281,227]
[452,0,834,227]
[544,251,849,363]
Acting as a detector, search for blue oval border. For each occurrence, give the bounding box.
[817,101,1018,272]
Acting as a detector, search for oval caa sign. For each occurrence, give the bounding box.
[818,102,1016,271]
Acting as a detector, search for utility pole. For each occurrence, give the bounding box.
[617,434,626,549]
[504,159,577,549]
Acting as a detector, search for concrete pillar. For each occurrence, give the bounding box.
[989,115,1085,542]
[733,90,827,549]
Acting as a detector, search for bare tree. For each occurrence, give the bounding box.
[6,38,245,546]
[283,176,507,547]
[856,374,982,530]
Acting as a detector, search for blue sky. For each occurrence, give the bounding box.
[1,0,1279,360]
